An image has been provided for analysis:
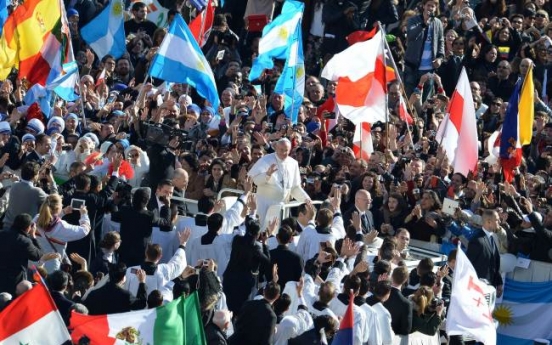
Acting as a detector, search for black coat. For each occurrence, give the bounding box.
[204,322,228,345]
[228,299,276,345]
[63,175,118,264]
[51,290,75,326]
[269,245,303,292]
[0,228,42,295]
[112,206,171,266]
[467,229,503,288]
[84,281,147,315]
[383,287,413,336]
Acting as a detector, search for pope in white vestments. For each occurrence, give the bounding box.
[248,138,310,229]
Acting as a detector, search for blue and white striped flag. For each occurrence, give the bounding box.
[249,0,304,81]
[149,14,219,109]
[81,0,126,60]
[189,0,208,11]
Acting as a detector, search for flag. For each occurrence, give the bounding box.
[0,0,62,84]
[249,0,304,81]
[519,65,534,146]
[0,283,71,344]
[321,29,388,125]
[24,84,52,117]
[96,68,106,86]
[346,28,377,45]
[70,292,206,345]
[81,0,126,60]
[484,128,501,164]
[435,68,478,178]
[189,0,214,47]
[274,24,304,124]
[352,122,373,160]
[332,291,354,345]
[496,279,552,345]
[0,0,7,37]
[189,0,207,11]
[398,94,413,125]
[446,246,497,345]
[47,1,79,102]
[149,14,219,109]
[500,80,523,182]
[317,95,337,131]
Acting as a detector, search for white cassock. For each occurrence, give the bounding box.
[248,153,309,229]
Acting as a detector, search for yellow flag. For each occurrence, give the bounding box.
[519,64,534,146]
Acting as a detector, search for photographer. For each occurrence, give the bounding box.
[409,286,445,336]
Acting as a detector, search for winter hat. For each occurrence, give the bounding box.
[82,133,99,149]
[0,122,11,134]
[47,116,65,133]
[26,118,45,134]
[22,134,35,143]
[67,8,79,17]
[117,139,130,150]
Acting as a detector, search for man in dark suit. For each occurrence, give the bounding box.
[84,262,147,315]
[171,168,189,216]
[0,214,42,295]
[229,281,280,345]
[467,209,503,297]
[383,265,412,337]
[437,36,466,96]
[47,270,74,326]
[269,227,304,291]
[147,179,175,232]
[22,133,50,166]
[343,189,375,233]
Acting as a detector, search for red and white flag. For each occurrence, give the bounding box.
[321,29,388,125]
[398,93,414,125]
[446,247,497,345]
[96,68,106,86]
[435,68,478,178]
[0,283,71,344]
[189,0,214,47]
[316,95,337,131]
[352,122,373,160]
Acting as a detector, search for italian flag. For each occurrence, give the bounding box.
[0,283,71,344]
[70,292,206,345]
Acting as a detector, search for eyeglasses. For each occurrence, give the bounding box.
[129,153,139,158]
[536,13,547,18]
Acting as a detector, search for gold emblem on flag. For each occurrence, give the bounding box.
[112,1,123,16]
[493,304,514,326]
[278,27,289,41]
[115,326,143,344]
[35,12,46,33]
[296,66,304,79]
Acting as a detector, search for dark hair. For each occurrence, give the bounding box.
[35,133,49,145]
[180,153,199,171]
[207,213,224,234]
[74,174,91,191]
[157,179,173,190]
[12,213,33,232]
[392,265,409,285]
[273,293,292,315]
[276,226,293,244]
[316,208,333,228]
[245,216,261,237]
[47,270,69,291]
[132,187,151,210]
[131,2,147,11]
[313,315,339,337]
[109,262,127,284]
[420,271,437,287]
[343,275,362,294]
[21,162,39,181]
[417,258,435,276]
[373,280,392,299]
[198,196,215,214]
[99,231,121,249]
[264,281,281,300]
[147,290,164,309]
[146,244,162,260]
[448,249,458,262]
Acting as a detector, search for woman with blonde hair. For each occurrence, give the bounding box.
[409,286,444,336]
[34,194,91,272]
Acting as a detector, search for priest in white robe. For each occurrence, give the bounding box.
[248,138,310,229]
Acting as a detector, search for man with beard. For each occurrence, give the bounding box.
[113,57,133,85]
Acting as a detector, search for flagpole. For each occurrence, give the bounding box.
[380,27,419,121]
[377,22,391,155]
[289,27,300,124]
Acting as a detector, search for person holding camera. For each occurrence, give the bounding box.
[409,286,445,336]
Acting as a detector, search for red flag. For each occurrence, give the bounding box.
[398,94,414,124]
[316,95,337,131]
[346,27,377,46]
[352,122,373,160]
[95,68,106,86]
[436,68,478,178]
[189,0,214,47]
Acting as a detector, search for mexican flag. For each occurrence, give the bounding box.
[70,292,207,345]
[0,283,71,344]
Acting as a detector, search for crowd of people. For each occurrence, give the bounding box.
[0,0,550,343]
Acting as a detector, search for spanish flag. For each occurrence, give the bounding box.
[0,0,61,83]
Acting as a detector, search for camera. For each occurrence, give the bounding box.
[429,297,444,311]
[142,122,192,151]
